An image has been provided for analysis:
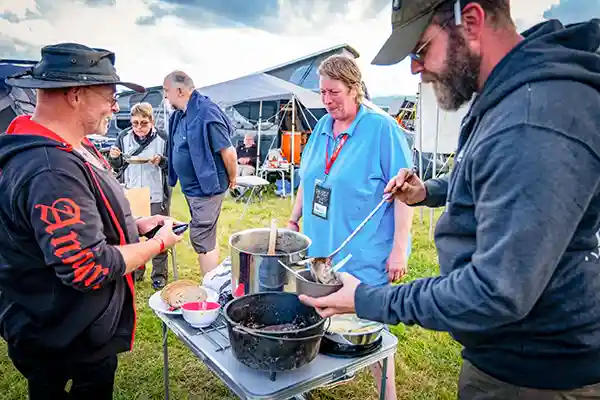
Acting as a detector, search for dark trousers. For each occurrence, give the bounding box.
[136,202,169,281]
[11,354,118,400]
[459,359,600,399]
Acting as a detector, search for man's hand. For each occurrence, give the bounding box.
[384,168,427,205]
[229,177,237,189]
[298,273,360,318]
[109,146,121,159]
[387,249,408,282]
[239,157,250,165]
[149,154,162,165]
[154,219,185,250]
[135,215,171,236]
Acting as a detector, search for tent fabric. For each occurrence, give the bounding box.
[0,60,37,133]
[197,73,324,109]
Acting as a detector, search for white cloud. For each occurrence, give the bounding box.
[0,0,563,97]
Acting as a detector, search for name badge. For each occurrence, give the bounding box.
[312,180,331,220]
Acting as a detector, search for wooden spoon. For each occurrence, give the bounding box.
[267,219,277,255]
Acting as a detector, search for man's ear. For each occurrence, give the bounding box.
[461,2,486,43]
[64,87,82,108]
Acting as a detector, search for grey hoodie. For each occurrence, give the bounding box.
[355,19,600,390]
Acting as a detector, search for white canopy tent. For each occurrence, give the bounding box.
[195,73,325,204]
[415,82,470,238]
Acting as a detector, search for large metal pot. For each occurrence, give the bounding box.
[229,228,311,297]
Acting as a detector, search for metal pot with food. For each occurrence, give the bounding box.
[229,226,311,297]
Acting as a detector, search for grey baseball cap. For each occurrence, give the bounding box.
[372,0,448,65]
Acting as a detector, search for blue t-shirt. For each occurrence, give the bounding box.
[299,104,413,286]
[172,116,231,197]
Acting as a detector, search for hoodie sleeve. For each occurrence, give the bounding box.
[411,175,449,208]
[21,169,127,292]
[355,125,600,332]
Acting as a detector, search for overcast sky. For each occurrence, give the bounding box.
[0,0,597,96]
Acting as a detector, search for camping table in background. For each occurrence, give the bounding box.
[153,309,398,400]
[236,175,270,203]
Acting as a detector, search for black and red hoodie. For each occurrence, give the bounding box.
[0,116,137,363]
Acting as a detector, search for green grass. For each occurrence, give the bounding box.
[0,186,461,399]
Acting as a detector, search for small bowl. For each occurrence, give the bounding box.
[181,301,221,328]
[295,270,342,298]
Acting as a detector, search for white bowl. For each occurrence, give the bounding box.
[181,301,220,328]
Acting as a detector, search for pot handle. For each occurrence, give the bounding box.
[233,318,331,342]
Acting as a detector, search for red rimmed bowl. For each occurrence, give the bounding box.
[181,301,221,328]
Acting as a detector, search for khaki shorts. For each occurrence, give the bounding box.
[185,192,226,254]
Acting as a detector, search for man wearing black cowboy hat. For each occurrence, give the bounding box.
[0,43,184,399]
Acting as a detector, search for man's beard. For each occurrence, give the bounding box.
[426,27,481,111]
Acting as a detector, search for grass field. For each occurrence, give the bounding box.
[0,186,462,400]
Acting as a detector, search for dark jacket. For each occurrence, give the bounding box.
[356,19,600,390]
[0,116,138,364]
[167,91,234,197]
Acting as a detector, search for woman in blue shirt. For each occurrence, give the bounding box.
[287,55,414,400]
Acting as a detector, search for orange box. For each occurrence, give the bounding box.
[281,131,302,164]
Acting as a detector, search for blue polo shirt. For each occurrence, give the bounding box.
[168,91,233,197]
[299,104,413,287]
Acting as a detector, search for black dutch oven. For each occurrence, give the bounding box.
[223,292,328,373]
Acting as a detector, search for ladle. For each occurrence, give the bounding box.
[300,193,393,279]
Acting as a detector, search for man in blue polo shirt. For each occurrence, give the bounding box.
[163,71,237,274]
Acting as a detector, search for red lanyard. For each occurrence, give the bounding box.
[325,134,348,175]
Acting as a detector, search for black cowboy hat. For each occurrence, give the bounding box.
[5,42,145,92]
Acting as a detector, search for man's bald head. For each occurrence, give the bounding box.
[164,70,195,90]
[163,70,195,110]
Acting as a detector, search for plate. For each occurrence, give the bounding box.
[148,286,218,315]
[127,157,151,164]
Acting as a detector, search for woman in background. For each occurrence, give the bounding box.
[287,55,414,400]
[108,102,171,289]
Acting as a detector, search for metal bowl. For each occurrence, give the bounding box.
[295,270,342,298]
[325,314,384,346]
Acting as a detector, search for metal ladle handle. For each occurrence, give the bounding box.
[328,193,392,259]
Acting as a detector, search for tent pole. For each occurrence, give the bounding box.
[430,97,440,241]
[417,84,424,224]
[291,96,296,205]
[256,101,263,175]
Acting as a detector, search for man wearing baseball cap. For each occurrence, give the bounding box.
[0,43,184,399]
[301,1,600,398]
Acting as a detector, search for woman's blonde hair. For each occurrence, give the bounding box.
[130,102,154,120]
[318,55,365,104]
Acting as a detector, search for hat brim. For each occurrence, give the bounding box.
[371,11,434,66]
[5,76,145,93]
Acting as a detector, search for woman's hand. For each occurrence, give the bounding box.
[387,248,408,282]
[109,146,121,159]
[149,154,162,165]
[287,220,300,232]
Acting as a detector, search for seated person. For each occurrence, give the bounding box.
[236,133,258,176]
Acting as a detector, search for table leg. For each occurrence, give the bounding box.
[281,171,286,197]
[170,247,179,281]
[379,357,388,400]
[162,321,170,400]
